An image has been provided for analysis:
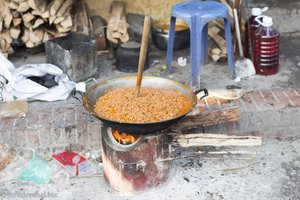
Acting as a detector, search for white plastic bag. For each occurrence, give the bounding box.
[12,64,76,101]
[0,53,84,102]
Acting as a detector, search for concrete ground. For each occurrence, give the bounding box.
[1,31,300,199]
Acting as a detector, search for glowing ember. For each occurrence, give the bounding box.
[112,129,141,145]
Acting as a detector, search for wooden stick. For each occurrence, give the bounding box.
[174,133,262,147]
[135,16,151,97]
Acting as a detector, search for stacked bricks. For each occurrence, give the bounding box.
[204,88,300,139]
[0,88,300,154]
[0,100,102,154]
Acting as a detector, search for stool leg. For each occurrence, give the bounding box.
[224,17,236,79]
[166,16,176,75]
[201,23,209,65]
[190,17,203,89]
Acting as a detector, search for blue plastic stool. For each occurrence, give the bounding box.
[166,1,236,89]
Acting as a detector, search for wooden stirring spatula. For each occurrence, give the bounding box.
[135,16,151,97]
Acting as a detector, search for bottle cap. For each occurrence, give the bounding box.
[251,7,269,16]
[252,8,262,16]
[262,16,273,27]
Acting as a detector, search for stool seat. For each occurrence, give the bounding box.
[166,1,236,90]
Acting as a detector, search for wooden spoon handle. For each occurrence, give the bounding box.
[135,16,151,97]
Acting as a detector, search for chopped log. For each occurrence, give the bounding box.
[4,12,13,28]
[12,11,21,18]
[0,16,3,32]
[106,1,129,44]
[55,24,71,33]
[17,2,30,13]
[9,1,19,10]
[28,0,37,9]
[1,30,13,44]
[174,133,262,147]
[29,28,44,43]
[53,16,64,24]
[12,18,22,26]
[172,106,240,131]
[25,40,34,48]
[171,88,243,131]
[49,15,56,25]
[42,32,49,42]
[56,0,73,17]
[22,12,35,23]
[71,0,89,35]
[21,28,30,43]
[50,0,63,16]
[32,18,44,29]
[60,15,72,28]
[9,26,21,39]
[0,0,77,54]
[31,9,42,16]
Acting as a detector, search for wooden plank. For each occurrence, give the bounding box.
[174,133,262,147]
[71,0,89,35]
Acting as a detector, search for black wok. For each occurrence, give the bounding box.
[82,76,208,135]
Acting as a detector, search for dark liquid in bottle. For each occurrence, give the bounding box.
[253,28,279,75]
[244,16,260,59]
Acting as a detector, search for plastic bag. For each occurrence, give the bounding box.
[0,52,85,102]
[12,63,76,101]
[16,149,69,184]
[52,152,99,177]
[0,147,69,184]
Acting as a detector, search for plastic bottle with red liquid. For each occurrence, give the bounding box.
[244,7,268,59]
[253,16,280,75]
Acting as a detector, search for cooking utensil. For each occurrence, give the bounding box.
[136,16,151,97]
[233,8,255,80]
[82,76,208,135]
[151,22,190,51]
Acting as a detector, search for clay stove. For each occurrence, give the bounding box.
[101,126,170,192]
[99,93,242,192]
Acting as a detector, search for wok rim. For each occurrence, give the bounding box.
[83,76,197,125]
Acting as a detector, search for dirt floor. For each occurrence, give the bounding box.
[1,137,300,200]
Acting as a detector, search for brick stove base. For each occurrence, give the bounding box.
[101,127,170,192]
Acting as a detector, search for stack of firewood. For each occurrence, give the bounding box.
[106,1,129,44]
[0,0,75,57]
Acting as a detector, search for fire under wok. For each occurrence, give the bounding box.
[82,76,208,135]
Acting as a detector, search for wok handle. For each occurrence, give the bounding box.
[71,90,83,104]
[194,88,209,104]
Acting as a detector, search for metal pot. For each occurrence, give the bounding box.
[82,76,208,135]
[151,24,190,51]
